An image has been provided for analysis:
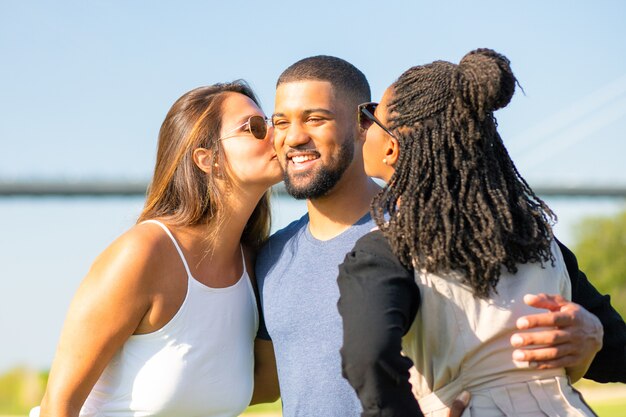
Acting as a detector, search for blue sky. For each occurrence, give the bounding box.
[2,0,625,184]
[1,1,625,372]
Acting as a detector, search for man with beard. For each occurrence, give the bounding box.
[253,56,622,417]
[254,56,380,417]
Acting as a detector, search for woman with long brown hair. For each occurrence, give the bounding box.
[338,50,601,416]
[35,81,281,416]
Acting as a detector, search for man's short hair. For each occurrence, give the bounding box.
[277,55,371,104]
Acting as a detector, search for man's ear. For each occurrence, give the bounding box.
[385,137,400,166]
[193,147,216,175]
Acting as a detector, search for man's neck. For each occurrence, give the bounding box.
[306,174,380,241]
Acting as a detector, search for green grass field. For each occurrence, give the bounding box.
[243,400,282,414]
[591,400,626,416]
[573,381,626,417]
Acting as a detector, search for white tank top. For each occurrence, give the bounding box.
[78,220,258,417]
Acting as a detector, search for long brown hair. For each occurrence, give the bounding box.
[138,80,272,250]
[372,49,556,297]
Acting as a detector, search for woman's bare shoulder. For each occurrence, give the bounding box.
[87,221,174,290]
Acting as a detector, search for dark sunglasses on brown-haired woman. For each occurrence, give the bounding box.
[219,115,272,141]
[358,102,396,139]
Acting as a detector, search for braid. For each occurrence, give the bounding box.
[372,49,556,298]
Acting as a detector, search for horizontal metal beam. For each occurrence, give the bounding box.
[530,185,626,198]
[1,180,626,198]
[0,181,149,197]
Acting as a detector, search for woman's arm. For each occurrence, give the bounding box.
[337,231,423,417]
[250,339,280,404]
[243,245,280,405]
[39,229,158,417]
[559,240,626,382]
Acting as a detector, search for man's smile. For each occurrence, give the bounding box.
[286,150,321,171]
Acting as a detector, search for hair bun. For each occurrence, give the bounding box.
[458,48,516,116]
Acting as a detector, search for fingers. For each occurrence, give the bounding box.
[511,296,602,377]
[517,293,572,330]
[520,355,579,369]
[511,328,577,368]
[447,391,470,417]
[520,355,579,370]
[511,329,570,348]
[512,342,575,362]
[523,293,568,311]
[516,311,573,330]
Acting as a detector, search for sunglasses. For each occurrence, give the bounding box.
[358,102,396,138]
[219,115,271,141]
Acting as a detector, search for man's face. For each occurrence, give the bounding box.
[272,80,355,200]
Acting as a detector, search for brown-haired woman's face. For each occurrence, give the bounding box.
[362,87,396,182]
[219,93,283,189]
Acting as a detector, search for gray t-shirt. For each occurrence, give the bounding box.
[256,212,375,417]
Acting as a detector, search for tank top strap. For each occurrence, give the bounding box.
[239,245,248,276]
[239,245,255,292]
[141,219,193,278]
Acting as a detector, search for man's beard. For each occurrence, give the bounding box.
[283,138,354,200]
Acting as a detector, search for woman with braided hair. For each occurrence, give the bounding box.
[337,49,597,416]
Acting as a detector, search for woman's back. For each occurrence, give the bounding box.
[403,240,592,416]
[340,48,601,417]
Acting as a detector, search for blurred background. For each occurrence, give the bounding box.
[1,1,625,415]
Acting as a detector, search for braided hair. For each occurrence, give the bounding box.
[372,48,556,297]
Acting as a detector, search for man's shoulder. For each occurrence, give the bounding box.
[265,213,309,248]
[257,213,308,266]
[273,213,309,240]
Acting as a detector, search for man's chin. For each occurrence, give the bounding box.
[284,176,338,200]
[284,181,317,200]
